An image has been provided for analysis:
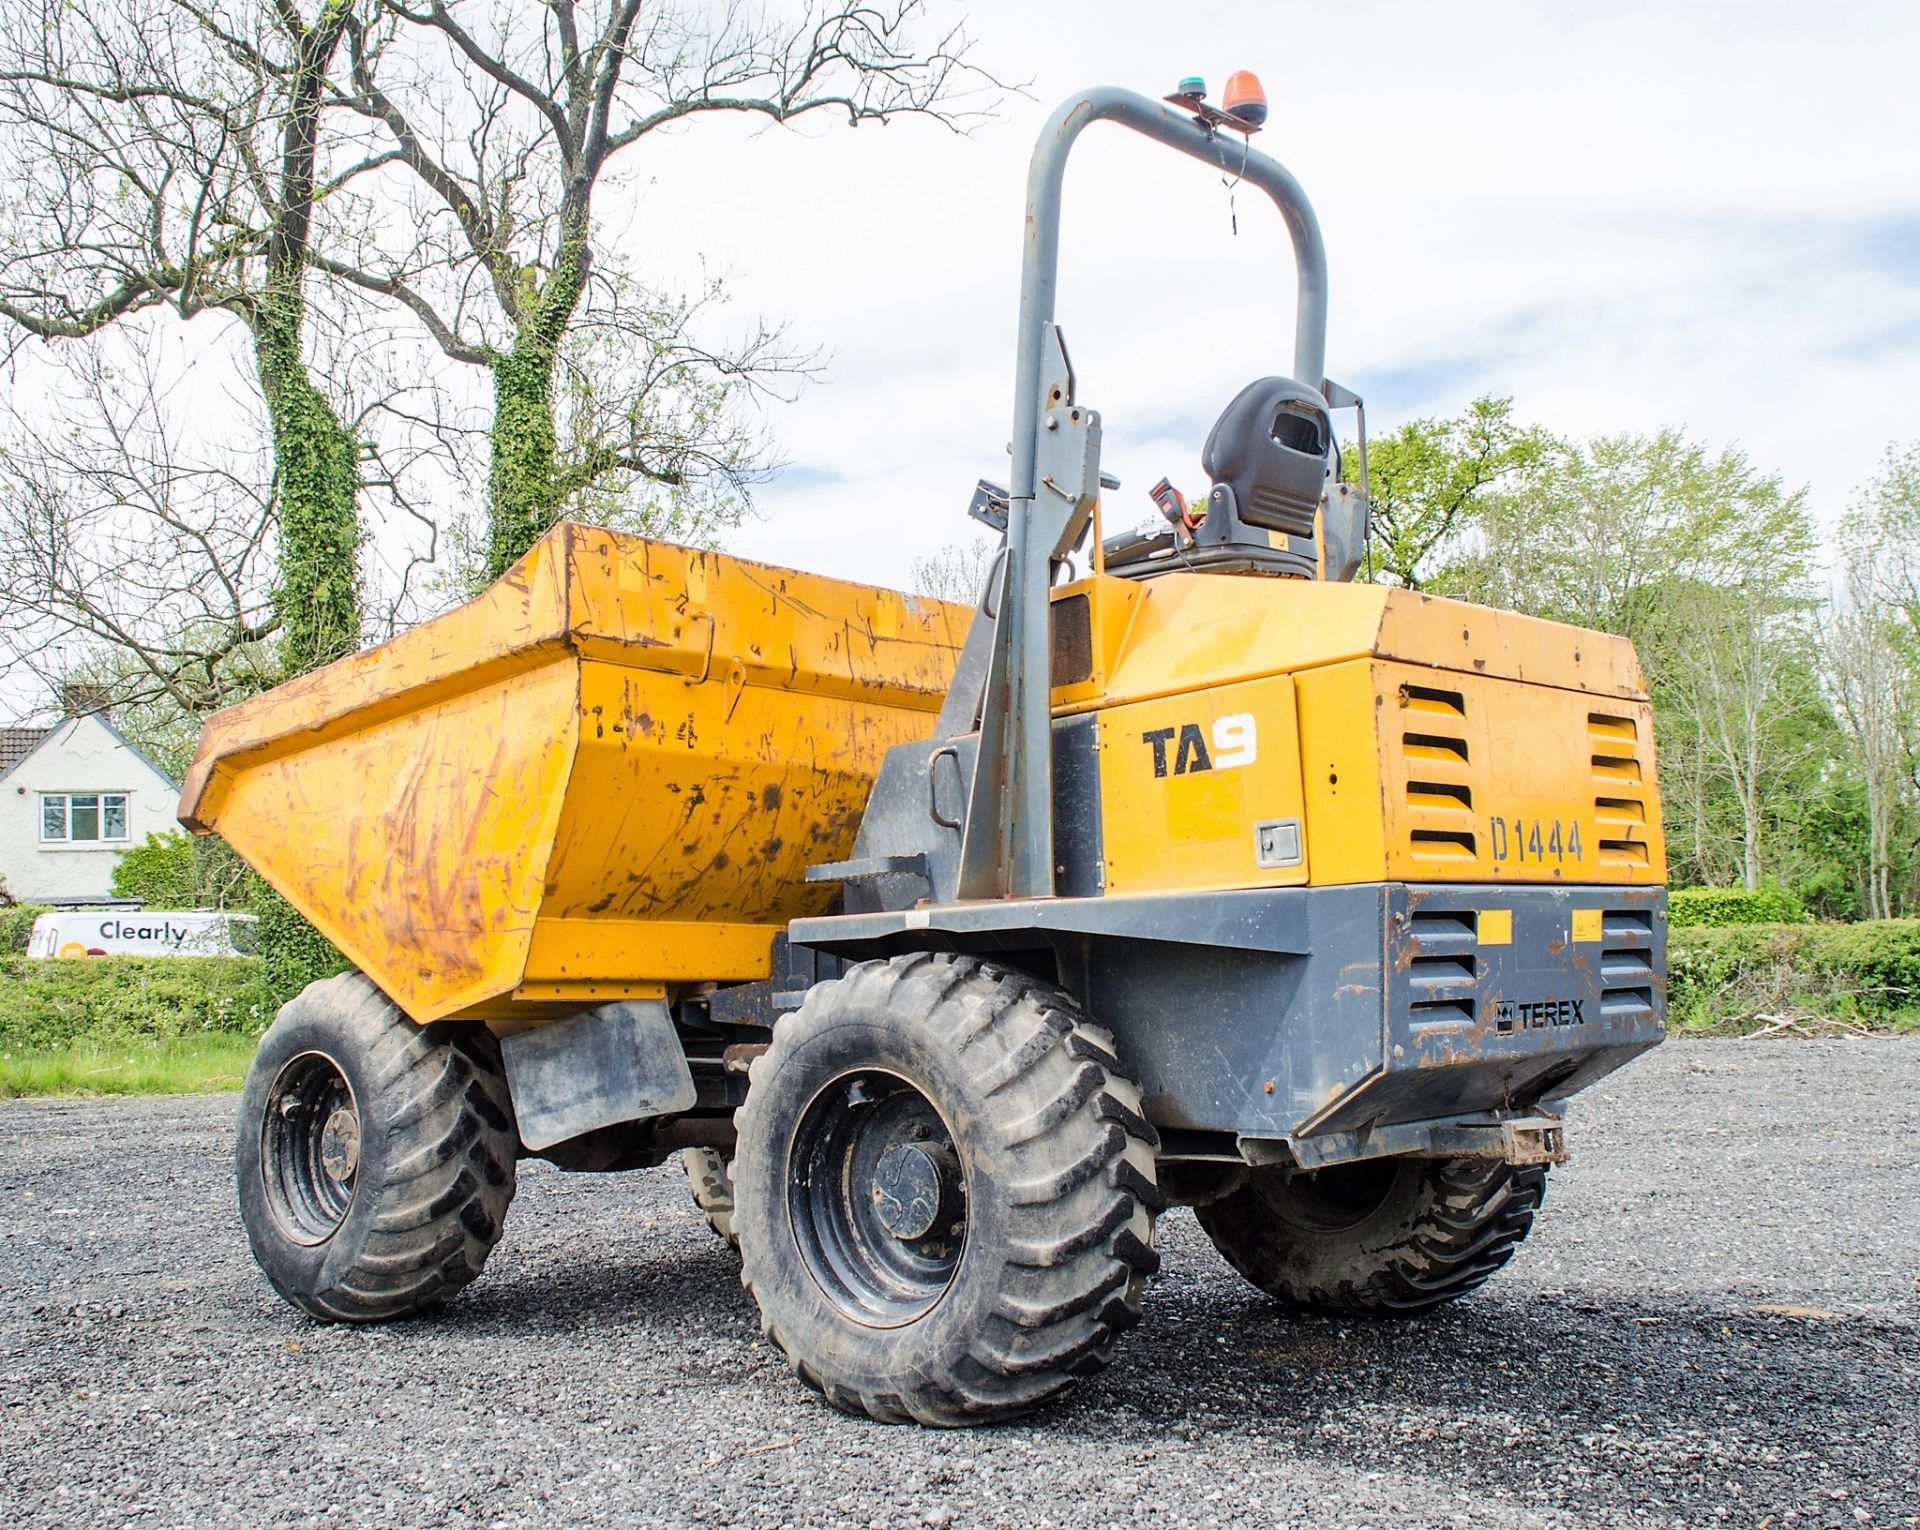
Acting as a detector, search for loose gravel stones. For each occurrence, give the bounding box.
[2,1037,1915,1529]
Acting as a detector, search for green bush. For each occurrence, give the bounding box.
[0,956,269,1051]
[1668,919,1920,1032]
[0,904,50,955]
[110,831,198,908]
[251,877,349,1014]
[110,830,254,911]
[1669,886,1809,929]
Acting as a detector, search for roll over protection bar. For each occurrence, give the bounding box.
[957,85,1331,901]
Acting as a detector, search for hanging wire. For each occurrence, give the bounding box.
[1221,130,1251,235]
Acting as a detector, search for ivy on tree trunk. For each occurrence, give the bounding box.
[484,241,588,579]
[257,281,361,673]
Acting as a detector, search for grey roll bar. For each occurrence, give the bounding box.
[956,85,1330,901]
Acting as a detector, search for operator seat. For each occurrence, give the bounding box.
[1190,376,1334,578]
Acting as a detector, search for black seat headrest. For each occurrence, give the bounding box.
[1201,377,1333,539]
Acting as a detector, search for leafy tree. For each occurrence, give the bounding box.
[1349,395,1552,589]
[1824,446,1920,917]
[111,830,253,912]
[1444,428,1821,891]
[1451,429,1815,642]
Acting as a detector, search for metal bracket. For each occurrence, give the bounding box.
[805,853,931,885]
[968,480,1010,535]
[1033,325,1103,562]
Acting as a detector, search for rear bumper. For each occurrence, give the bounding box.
[793,881,1666,1158]
[1306,881,1666,1129]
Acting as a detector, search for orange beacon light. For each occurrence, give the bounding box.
[1221,70,1268,129]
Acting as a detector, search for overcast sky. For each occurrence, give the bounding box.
[7,0,1920,725]
[616,0,1920,589]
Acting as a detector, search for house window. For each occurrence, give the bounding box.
[39,793,130,844]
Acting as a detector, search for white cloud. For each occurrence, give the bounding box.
[606,0,1920,588]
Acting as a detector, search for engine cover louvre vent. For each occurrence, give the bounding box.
[1403,686,1474,861]
[1589,712,1651,868]
[1598,906,1657,1022]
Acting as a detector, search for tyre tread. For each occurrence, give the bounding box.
[242,972,516,1324]
[735,953,1159,1426]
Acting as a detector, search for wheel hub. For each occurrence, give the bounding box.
[260,1050,361,1245]
[319,1107,361,1183]
[871,1141,949,1241]
[789,1070,969,1327]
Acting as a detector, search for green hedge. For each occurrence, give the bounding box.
[251,878,350,1013]
[0,956,269,1052]
[1669,887,1809,928]
[1668,919,1920,1032]
[0,905,50,955]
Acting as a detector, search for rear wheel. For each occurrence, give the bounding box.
[236,971,518,1322]
[681,1147,737,1249]
[733,953,1161,1426]
[1195,1156,1546,1316]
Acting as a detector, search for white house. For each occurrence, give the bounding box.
[0,715,182,905]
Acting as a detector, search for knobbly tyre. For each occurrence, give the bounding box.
[184,77,1666,1427]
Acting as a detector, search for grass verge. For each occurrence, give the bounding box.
[0,1033,257,1098]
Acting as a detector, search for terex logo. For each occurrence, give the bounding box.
[1494,998,1586,1033]
[1141,713,1257,778]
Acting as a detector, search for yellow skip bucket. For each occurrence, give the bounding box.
[180,523,969,1024]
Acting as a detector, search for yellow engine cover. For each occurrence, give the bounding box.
[1053,572,1665,895]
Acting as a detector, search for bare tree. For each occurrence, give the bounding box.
[328,0,1000,577]
[0,0,382,674]
[910,535,995,606]
[0,341,281,720]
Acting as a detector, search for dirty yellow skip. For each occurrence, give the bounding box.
[179,524,970,1025]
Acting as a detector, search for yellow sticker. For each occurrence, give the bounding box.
[1478,908,1513,946]
[1572,908,1604,943]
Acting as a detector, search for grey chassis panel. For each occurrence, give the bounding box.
[839,712,1103,913]
[499,998,698,1153]
[790,883,1667,1148]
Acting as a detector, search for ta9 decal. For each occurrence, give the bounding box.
[1489,815,1583,865]
[1141,713,1259,778]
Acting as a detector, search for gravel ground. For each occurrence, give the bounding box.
[2,1037,1916,1530]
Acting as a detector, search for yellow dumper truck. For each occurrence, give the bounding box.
[184,82,1666,1426]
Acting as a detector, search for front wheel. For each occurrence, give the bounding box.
[235,971,518,1322]
[1196,1156,1547,1316]
[732,953,1161,1426]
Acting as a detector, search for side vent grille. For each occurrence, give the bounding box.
[1589,712,1651,868]
[1407,908,1477,1028]
[1598,907,1656,1022]
[1402,685,1474,861]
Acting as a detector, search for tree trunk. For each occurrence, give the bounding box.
[484,238,590,579]
[486,341,563,579]
[257,280,361,674]
[258,4,360,677]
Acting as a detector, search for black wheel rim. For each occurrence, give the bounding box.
[261,1050,361,1245]
[788,1069,968,1328]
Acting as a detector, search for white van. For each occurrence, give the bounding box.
[25,910,258,959]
